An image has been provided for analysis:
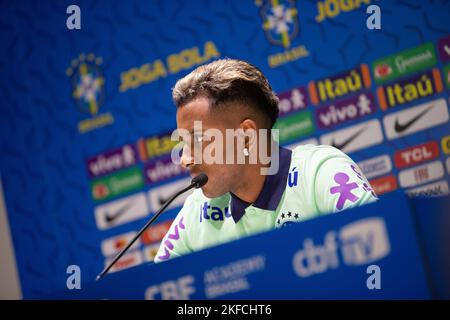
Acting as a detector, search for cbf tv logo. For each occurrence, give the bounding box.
[256,0,309,68]
[66,53,114,133]
[292,217,390,290]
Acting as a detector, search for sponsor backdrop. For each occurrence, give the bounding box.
[0,0,449,298]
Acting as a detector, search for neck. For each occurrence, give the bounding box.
[231,138,274,203]
[231,164,266,203]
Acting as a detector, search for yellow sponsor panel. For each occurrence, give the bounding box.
[442,136,450,154]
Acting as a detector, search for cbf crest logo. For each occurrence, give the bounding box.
[66,53,104,115]
[257,0,299,49]
[66,53,114,133]
[256,0,309,68]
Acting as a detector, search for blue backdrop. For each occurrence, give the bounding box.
[0,0,449,298]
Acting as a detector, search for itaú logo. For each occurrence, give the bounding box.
[292,218,391,278]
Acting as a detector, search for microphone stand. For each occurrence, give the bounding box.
[96,180,200,281]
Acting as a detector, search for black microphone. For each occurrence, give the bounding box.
[96,173,208,281]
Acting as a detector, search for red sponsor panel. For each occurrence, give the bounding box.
[141,220,173,245]
[394,141,440,169]
[108,251,142,273]
[370,175,398,195]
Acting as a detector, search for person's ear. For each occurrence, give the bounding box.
[239,119,257,150]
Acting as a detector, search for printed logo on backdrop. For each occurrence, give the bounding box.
[141,220,173,245]
[314,92,377,130]
[407,180,450,198]
[256,0,310,68]
[398,160,445,188]
[101,231,141,257]
[320,119,383,154]
[138,132,179,162]
[383,98,449,140]
[143,243,162,263]
[369,175,398,196]
[91,166,144,202]
[144,155,188,185]
[86,144,139,178]
[394,141,440,169]
[443,64,450,89]
[94,192,148,230]
[105,250,143,273]
[372,42,437,84]
[119,41,220,92]
[376,69,443,110]
[442,135,450,155]
[309,65,372,105]
[273,111,315,145]
[315,0,374,23]
[437,35,450,63]
[148,178,195,212]
[277,86,309,116]
[66,53,114,133]
[357,155,392,180]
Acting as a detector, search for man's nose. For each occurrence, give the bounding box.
[180,144,194,169]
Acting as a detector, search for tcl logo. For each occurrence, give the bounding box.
[394,141,439,169]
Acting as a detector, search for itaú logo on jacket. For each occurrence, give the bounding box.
[292,218,391,278]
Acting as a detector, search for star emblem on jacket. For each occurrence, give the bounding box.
[276,210,301,228]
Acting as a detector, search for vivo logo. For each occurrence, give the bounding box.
[292,218,390,278]
[87,144,138,178]
[315,92,376,129]
[144,156,188,185]
[277,86,309,116]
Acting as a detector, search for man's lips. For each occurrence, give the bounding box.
[189,171,201,179]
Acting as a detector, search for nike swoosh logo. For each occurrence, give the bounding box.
[104,202,134,224]
[444,45,450,57]
[394,105,434,133]
[330,126,367,150]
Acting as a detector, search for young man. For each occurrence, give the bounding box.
[155,59,377,263]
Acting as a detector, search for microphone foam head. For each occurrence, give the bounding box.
[192,173,208,188]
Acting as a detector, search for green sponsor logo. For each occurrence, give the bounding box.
[443,65,450,89]
[372,42,437,84]
[274,111,314,144]
[91,166,144,201]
